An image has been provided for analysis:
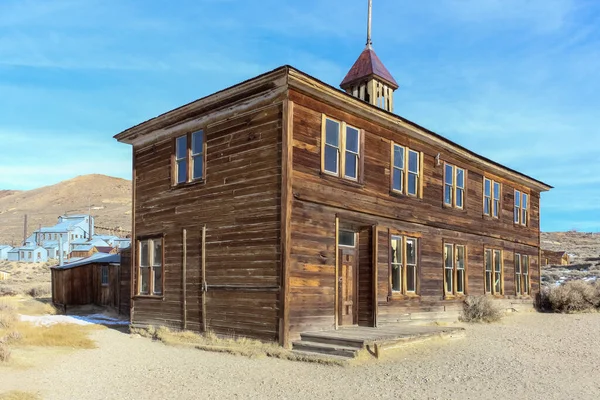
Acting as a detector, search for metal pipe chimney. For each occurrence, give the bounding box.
[23,214,28,245]
[59,234,64,267]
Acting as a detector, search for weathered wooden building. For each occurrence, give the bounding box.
[51,252,130,315]
[115,16,551,347]
[542,250,570,266]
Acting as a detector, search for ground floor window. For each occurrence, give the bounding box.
[390,235,418,295]
[485,249,503,295]
[443,243,466,296]
[137,236,164,296]
[515,254,530,295]
[101,265,109,286]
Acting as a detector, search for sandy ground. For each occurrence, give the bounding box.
[2,312,600,400]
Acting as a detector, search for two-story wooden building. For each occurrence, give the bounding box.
[115,31,551,347]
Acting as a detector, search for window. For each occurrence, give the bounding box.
[444,243,466,296]
[515,254,530,295]
[485,249,503,295]
[174,130,206,185]
[338,230,356,247]
[484,178,501,218]
[514,190,529,226]
[390,235,418,295]
[444,164,466,209]
[321,116,362,181]
[137,237,164,296]
[101,265,109,286]
[391,143,422,197]
[28,252,32,260]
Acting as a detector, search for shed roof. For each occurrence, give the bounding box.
[72,244,95,252]
[0,245,13,250]
[95,246,114,253]
[52,253,120,270]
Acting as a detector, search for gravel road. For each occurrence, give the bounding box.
[2,312,600,400]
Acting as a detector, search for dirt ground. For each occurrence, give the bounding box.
[2,312,600,400]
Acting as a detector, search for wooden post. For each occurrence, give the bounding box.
[372,224,378,328]
[334,216,339,330]
[182,228,187,330]
[280,100,293,348]
[201,225,207,333]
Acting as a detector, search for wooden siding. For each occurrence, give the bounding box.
[287,89,541,339]
[131,102,284,341]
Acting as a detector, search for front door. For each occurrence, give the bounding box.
[338,232,358,326]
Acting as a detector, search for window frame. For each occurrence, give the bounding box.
[483,178,501,219]
[515,253,530,296]
[390,142,423,198]
[101,265,109,286]
[484,248,504,295]
[389,234,419,298]
[320,115,364,183]
[443,242,468,298]
[443,163,466,209]
[172,130,207,187]
[514,189,529,226]
[135,236,165,297]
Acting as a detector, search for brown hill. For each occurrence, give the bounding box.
[0,174,131,245]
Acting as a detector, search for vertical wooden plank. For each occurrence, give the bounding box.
[130,147,136,323]
[419,151,424,199]
[320,113,326,173]
[280,100,293,348]
[371,224,378,328]
[334,215,339,330]
[182,228,187,330]
[201,225,207,333]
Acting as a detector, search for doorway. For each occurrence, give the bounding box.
[338,230,358,326]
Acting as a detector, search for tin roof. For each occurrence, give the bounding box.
[340,47,398,89]
[52,253,120,270]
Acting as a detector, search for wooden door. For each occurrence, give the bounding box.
[338,246,358,326]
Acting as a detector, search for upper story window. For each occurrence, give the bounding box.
[514,190,529,226]
[444,164,466,209]
[391,143,422,197]
[390,235,418,295]
[174,130,205,186]
[484,178,501,218]
[484,249,503,295]
[137,237,164,296]
[321,116,362,181]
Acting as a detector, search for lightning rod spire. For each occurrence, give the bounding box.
[366,0,373,48]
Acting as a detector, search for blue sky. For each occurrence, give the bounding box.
[0,0,598,232]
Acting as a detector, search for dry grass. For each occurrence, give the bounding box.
[460,296,503,323]
[0,391,41,400]
[132,326,345,366]
[539,280,600,313]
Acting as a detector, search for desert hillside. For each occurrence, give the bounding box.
[0,174,131,245]
[541,231,600,285]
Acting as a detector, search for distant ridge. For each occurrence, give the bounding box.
[0,174,131,245]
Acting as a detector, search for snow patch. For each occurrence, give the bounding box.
[20,314,128,327]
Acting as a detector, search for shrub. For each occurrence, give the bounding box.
[0,343,10,362]
[460,296,503,323]
[0,284,21,297]
[541,280,600,313]
[0,303,17,329]
[26,284,51,298]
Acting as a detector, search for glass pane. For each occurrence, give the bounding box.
[393,169,403,191]
[392,264,401,292]
[516,275,521,294]
[484,198,490,215]
[140,267,149,294]
[338,230,355,247]
[485,250,492,272]
[493,182,500,199]
[444,244,453,270]
[456,168,464,188]
[494,250,502,272]
[153,240,162,266]
[523,256,529,274]
[394,145,405,169]
[192,155,204,180]
[176,135,187,160]
[456,246,465,269]
[192,130,204,155]
[444,185,453,205]
[495,273,501,293]
[514,208,519,223]
[493,199,500,217]
[445,165,454,185]
[153,267,162,295]
[408,151,418,173]
[345,153,357,179]
[325,119,340,146]
[406,239,416,265]
[522,208,527,224]
[445,269,453,293]
[140,241,149,267]
[515,254,521,274]
[408,173,417,195]
[456,188,464,208]
[522,193,528,209]
[406,265,416,292]
[515,190,521,206]
[324,146,338,174]
[484,179,491,196]
[457,270,464,293]
[485,272,492,293]
[177,160,187,183]
[346,127,359,153]
[391,236,401,264]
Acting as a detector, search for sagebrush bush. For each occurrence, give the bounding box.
[0,303,17,329]
[540,280,600,313]
[0,284,21,297]
[0,342,11,362]
[26,284,51,298]
[460,296,503,323]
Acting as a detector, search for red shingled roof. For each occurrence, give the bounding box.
[340,47,398,89]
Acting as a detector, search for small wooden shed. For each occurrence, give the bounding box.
[0,270,9,281]
[51,252,130,315]
[542,250,570,266]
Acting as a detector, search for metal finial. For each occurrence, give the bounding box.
[366,0,373,48]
